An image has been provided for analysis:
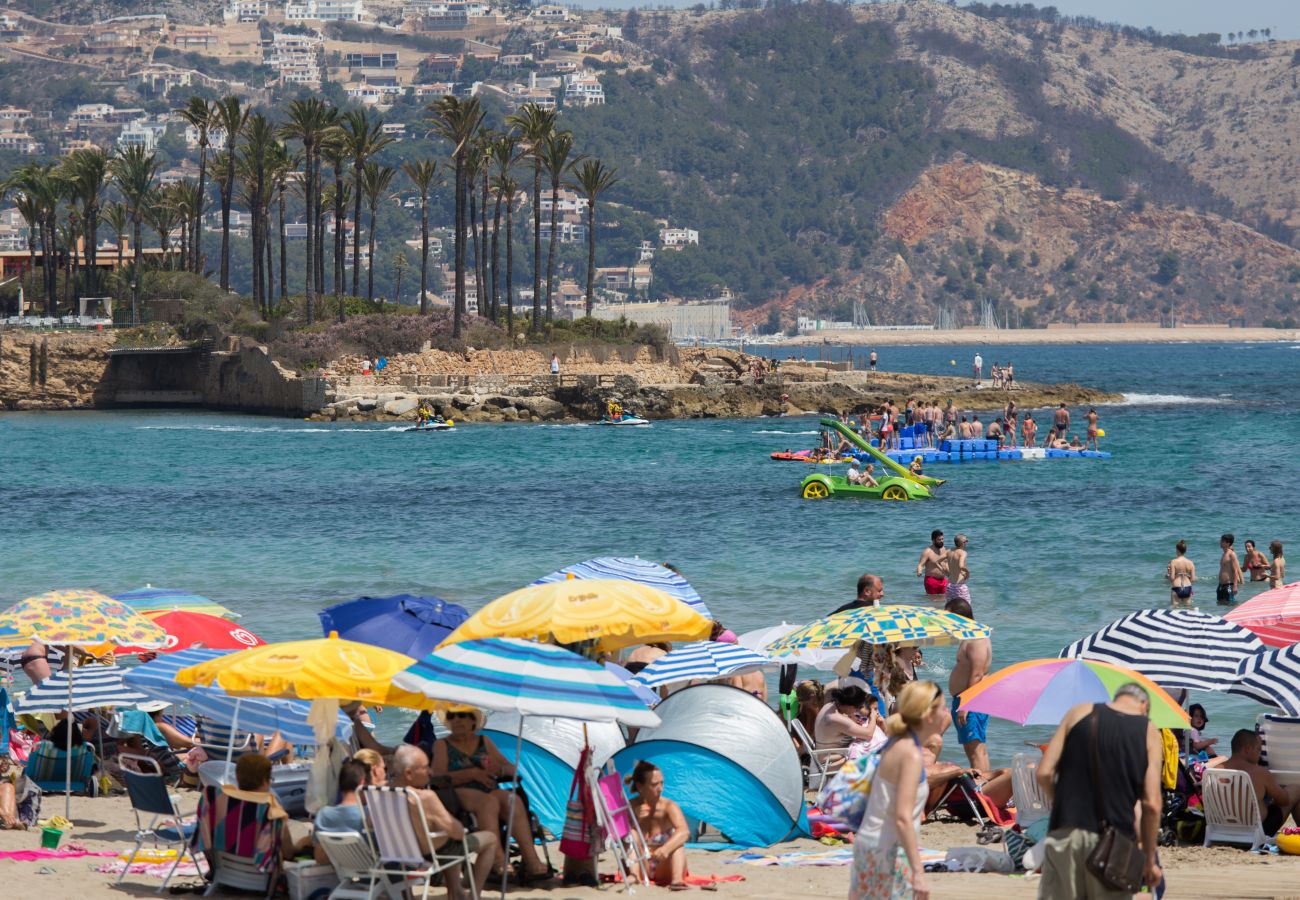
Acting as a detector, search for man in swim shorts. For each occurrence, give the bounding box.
[1218,533,1243,605]
[1167,540,1196,606]
[917,530,948,595]
[946,596,991,772]
[945,535,971,603]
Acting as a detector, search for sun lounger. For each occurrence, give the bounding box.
[1201,767,1268,851]
[24,740,97,795]
[317,830,403,900]
[788,718,844,792]
[1257,714,1300,787]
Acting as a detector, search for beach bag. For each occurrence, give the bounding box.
[559,747,596,859]
[816,743,885,832]
[1084,714,1146,893]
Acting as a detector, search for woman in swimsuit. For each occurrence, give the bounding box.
[629,761,689,890]
[19,641,51,686]
[430,706,554,884]
[1243,540,1270,582]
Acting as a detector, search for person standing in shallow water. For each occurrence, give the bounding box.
[1218,533,1243,605]
[1269,541,1287,590]
[1166,540,1196,606]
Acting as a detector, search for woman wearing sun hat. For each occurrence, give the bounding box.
[430,706,556,885]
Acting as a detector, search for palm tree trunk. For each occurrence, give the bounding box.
[545,178,559,322]
[26,236,36,312]
[316,177,327,301]
[333,166,344,300]
[490,191,502,323]
[278,185,287,307]
[418,195,429,316]
[479,175,489,321]
[193,144,206,273]
[220,155,234,290]
[452,152,466,338]
[84,205,98,297]
[264,207,274,318]
[131,215,142,324]
[304,144,315,324]
[468,177,479,316]
[366,200,377,303]
[505,201,514,336]
[531,160,541,332]
[585,202,596,317]
[351,171,363,298]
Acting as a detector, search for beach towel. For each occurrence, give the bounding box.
[0,849,119,861]
[96,858,207,879]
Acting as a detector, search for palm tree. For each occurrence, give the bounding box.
[341,109,392,299]
[360,161,395,304]
[144,186,184,270]
[238,113,277,317]
[9,164,66,315]
[11,190,42,308]
[102,201,128,304]
[168,180,201,265]
[177,96,214,273]
[489,134,520,323]
[465,134,488,321]
[401,159,439,316]
[506,103,558,332]
[495,173,520,335]
[539,130,579,322]
[429,95,485,337]
[269,144,296,310]
[568,159,618,317]
[212,96,249,291]
[321,131,348,308]
[280,98,338,324]
[109,147,159,324]
[391,249,408,306]
[58,147,110,300]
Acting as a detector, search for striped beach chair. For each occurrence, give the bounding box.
[195,719,256,758]
[163,714,199,740]
[24,740,97,795]
[360,786,477,900]
[192,784,283,898]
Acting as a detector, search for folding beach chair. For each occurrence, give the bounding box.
[789,718,843,792]
[117,754,200,893]
[24,740,97,795]
[1010,753,1050,830]
[1201,767,1268,851]
[1257,714,1300,787]
[593,767,653,887]
[360,785,478,900]
[195,719,256,759]
[192,783,284,898]
[317,830,404,900]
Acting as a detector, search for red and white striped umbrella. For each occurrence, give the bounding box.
[1225,583,1300,648]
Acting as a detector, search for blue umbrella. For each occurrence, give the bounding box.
[604,661,661,706]
[123,648,353,745]
[1230,644,1300,715]
[15,666,147,714]
[318,594,469,659]
[630,640,776,689]
[533,556,712,619]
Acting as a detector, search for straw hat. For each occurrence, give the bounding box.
[437,705,485,730]
[136,700,171,713]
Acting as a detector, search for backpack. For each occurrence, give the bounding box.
[816,743,886,832]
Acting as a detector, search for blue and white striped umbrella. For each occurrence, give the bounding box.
[393,638,661,728]
[534,557,711,619]
[1059,609,1264,692]
[122,648,353,744]
[14,665,148,714]
[1229,644,1300,715]
[630,640,777,689]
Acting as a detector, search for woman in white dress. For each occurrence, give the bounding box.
[849,680,950,900]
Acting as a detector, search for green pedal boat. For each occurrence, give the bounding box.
[799,472,934,501]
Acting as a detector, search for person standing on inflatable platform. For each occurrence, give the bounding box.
[917,530,948,596]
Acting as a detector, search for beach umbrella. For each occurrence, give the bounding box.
[603,662,661,706]
[439,579,712,651]
[1228,644,1300,715]
[0,589,165,818]
[1059,609,1265,692]
[113,587,238,620]
[764,605,991,658]
[737,623,845,670]
[533,557,712,619]
[395,637,659,898]
[630,640,777,689]
[117,611,265,654]
[174,632,433,710]
[318,594,468,659]
[14,665,147,714]
[1224,583,1300,648]
[123,648,353,746]
[958,658,1189,729]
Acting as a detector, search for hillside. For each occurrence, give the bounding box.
[564,0,1300,325]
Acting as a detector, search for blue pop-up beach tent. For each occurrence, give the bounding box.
[481,712,625,836]
[612,683,808,847]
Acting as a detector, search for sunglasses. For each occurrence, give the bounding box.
[446,712,476,721]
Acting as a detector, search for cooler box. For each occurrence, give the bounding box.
[284,860,339,900]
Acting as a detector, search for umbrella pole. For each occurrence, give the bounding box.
[226,698,241,766]
[64,647,73,820]
[500,718,524,900]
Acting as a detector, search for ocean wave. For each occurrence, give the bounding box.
[1111,393,1228,407]
[753,429,820,435]
[135,424,413,433]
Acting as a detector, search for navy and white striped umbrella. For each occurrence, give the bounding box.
[122,648,352,744]
[1059,609,1265,691]
[534,556,711,619]
[631,640,777,689]
[14,665,148,714]
[1229,645,1300,715]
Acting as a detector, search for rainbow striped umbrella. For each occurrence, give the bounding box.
[765,605,990,656]
[113,587,238,620]
[959,658,1189,728]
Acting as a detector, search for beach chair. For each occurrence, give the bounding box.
[789,718,843,791]
[1010,753,1050,830]
[360,785,478,900]
[1201,767,1268,851]
[192,783,284,898]
[1257,715,1300,787]
[24,740,97,795]
[195,718,256,757]
[117,754,200,893]
[317,830,403,900]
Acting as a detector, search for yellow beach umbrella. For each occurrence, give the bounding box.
[0,589,167,649]
[440,578,712,651]
[174,632,434,710]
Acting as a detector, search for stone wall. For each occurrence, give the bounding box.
[203,342,326,415]
[0,330,111,410]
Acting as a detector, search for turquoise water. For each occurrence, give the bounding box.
[2,341,1299,757]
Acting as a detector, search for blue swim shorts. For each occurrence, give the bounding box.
[951,693,988,745]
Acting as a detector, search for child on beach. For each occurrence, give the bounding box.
[1186,704,1217,756]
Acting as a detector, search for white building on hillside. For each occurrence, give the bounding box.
[660,227,699,250]
[225,0,273,22]
[286,0,365,21]
[117,119,168,152]
[563,72,604,107]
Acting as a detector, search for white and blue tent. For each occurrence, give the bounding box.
[612,683,807,847]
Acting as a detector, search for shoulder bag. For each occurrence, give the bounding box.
[1084,710,1147,893]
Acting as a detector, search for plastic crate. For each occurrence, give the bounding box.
[285,861,339,900]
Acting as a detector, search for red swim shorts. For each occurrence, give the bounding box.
[924,576,949,595]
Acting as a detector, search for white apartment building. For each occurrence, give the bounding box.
[562,72,604,107]
[538,188,587,218]
[660,227,699,249]
[0,106,32,122]
[265,32,324,87]
[224,0,274,23]
[0,133,40,155]
[70,103,116,124]
[184,125,228,151]
[285,0,365,22]
[117,120,168,152]
[531,4,568,22]
[538,220,586,244]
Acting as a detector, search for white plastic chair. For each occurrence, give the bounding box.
[1201,767,1268,851]
[360,786,477,900]
[1258,715,1300,787]
[317,830,402,900]
[789,718,844,791]
[1010,753,1050,829]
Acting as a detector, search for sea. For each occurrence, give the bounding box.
[2,340,1298,758]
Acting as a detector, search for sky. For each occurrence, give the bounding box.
[565,0,1299,41]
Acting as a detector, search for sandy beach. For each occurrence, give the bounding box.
[4,793,1299,898]
[781,325,1300,346]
